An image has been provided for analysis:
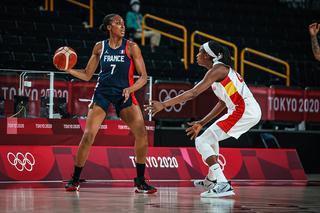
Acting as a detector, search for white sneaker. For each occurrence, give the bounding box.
[194,177,216,190]
[200,182,235,198]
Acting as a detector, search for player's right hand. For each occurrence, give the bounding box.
[54,63,69,72]
[309,23,320,36]
[186,121,203,140]
[144,101,164,116]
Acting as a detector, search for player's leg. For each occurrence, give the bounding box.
[120,104,157,194]
[65,104,106,191]
[75,104,107,166]
[194,128,222,188]
[194,125,235,198]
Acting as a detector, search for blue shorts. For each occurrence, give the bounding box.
[90,90,137,116]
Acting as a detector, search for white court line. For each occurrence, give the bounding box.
[0,180,193,184]
[0,179,307,184]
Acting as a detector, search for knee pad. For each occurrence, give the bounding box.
[195,133,217,161]
[209,126,226,155]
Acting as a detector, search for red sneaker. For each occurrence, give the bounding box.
[134,177,157,194]
[64,179,80,191]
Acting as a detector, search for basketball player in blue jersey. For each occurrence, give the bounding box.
[56,14,156,194]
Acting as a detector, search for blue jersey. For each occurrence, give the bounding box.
[95,38,134,95]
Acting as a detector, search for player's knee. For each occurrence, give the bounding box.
[136,135,149,151]
[136,140,148,151]
[138,130,148,147]
[195,135,207,154]
[81,131,95,146]
[133,123,148,139]
[195,135,216,159]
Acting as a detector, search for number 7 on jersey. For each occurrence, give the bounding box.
[110,64,116,74]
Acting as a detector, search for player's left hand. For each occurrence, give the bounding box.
[186,121,203,140]
[144,101,164,116]
[122,88,131,103]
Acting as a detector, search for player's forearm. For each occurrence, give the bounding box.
[129,74,147,93]
[199,101,226,126]
[67,69,92,81]
[163,90,197,108]
[311,35,320,61]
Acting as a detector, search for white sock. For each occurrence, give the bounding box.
[207,168,216,181]
[209,163,227,182]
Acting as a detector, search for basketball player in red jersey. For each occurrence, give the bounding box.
[146,41,261,198]
[56,14,156,193]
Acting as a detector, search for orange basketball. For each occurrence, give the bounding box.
[53,46,77,70]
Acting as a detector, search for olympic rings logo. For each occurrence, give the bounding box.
[7,152,35,172]
[218,154,226,171]
[158,89,186,112]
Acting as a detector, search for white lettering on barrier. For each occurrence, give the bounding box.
[145,126,155,131]
[129,156,135,167]
[268,97,320,113]
[118,125,130,130]
[119,125,154,131]
[100,125,107,129]
[280,97,285,111]
[35,124,52,129]
[1,87,8,99]
[10,87,17,100]
[63,124,80,129]
[0,86,68,102]
[151,157,158,168]
[7,123,25,128]
[129,156,179,168]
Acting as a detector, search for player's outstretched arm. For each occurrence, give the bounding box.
[62,42,101,81]
[145,65,227,116]
[309,23,320,61]
[163,66,226,108]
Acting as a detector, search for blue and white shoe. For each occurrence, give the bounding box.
[200,182,235,198]
[194,176,216,190]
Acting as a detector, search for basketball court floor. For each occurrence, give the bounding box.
[1,181,319,212]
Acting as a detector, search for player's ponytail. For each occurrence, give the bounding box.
[220,46,232,68]
[207,41,233,68]
[99,13,118,33]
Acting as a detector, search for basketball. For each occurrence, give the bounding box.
[53,46,77,70]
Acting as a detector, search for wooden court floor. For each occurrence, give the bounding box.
[1,184,320,213]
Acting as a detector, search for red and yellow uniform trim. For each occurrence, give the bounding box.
[216,76,245,133]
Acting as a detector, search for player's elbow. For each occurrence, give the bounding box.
[315,53,320,61]
[81,75,92,81]
[83,74,92,82]
[141,74,148,85]
[83,71,93,81]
